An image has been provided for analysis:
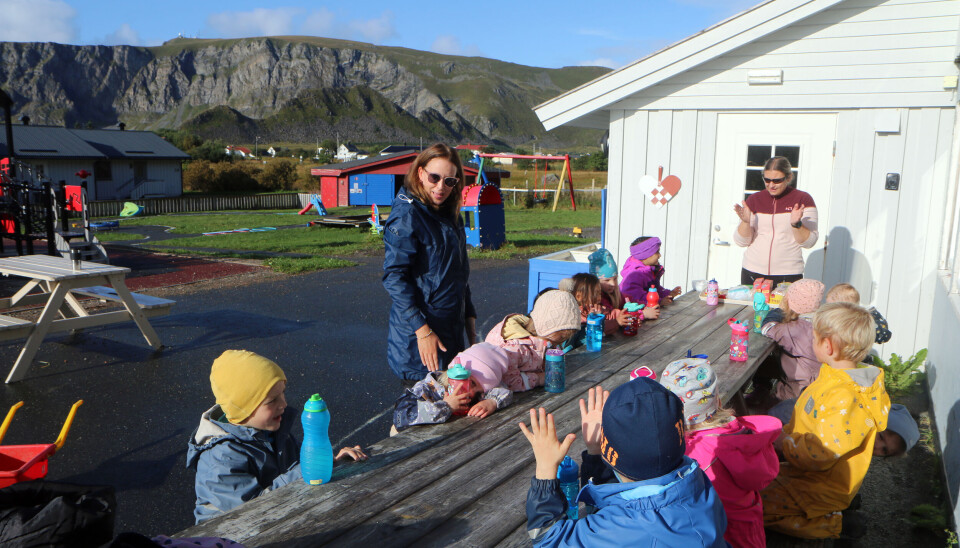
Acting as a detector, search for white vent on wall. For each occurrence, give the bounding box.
[747,69,783,85]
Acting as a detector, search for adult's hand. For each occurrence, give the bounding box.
[790,203,805,224]
[734,201,752,223]
[416,324,446,371]
[466,317,477,346]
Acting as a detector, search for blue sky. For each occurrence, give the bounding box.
[0,0,759,69]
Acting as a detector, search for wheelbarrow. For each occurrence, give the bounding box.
[0,400,83,488]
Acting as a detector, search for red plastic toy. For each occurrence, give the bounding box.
[0,400,83,488]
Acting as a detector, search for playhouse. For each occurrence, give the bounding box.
[460,183,505,250]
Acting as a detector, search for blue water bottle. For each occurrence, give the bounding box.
[585,313,604,352]
[544,348,565,393]
[558,456,579,520]
[301,394,334,486]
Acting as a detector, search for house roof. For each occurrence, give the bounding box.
[227,145,253,155]
[340,143,360,152]
[534,0,845,129]
[71,128,190,160]
[379,145,422,154]
[311,152,481,177]
[0,125,106,159]
[456,144,485,151]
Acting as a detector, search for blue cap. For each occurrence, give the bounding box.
[558,455,579,482]
[599,378,685,481]
[886,404,919,452]
[588,248,618,278]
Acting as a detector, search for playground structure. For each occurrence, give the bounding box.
[461,182,505,250]
[298,194,328,216]
[0,89,107,262]
[477,152,577,212]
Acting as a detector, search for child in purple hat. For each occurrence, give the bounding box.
[520,379,728,547]
[619,236,682,305]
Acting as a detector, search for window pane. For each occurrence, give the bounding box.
[776,146,800,167]
[747,145,771,167]
[745,169,765,191]
[792,170,799,189]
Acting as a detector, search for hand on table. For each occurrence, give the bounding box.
[467,399,497,418]
[614,310,631,327]
[580,386,609,455]
[519,407,576,480]
[643,305,660,320]
[335,445,368,462]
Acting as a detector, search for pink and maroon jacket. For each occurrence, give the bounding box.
[686,415,782,548]
[733,187,818,276]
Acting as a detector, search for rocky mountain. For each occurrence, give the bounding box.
[0,36,610,147]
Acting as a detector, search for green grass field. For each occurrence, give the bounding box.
[122,204,600,273]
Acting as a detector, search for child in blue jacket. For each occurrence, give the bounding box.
[186,350,367,523]
[520,379,729,547]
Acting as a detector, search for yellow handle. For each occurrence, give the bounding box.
[53,400,83,452]
[0,401,23,444]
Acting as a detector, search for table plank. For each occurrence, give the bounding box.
[0,254,128,281]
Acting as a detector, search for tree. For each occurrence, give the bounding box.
[258,160,297,191]
[514,147,532,169]
[320,139,337,152]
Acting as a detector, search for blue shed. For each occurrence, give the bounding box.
[526,242,601,311]
[461,184,505,250]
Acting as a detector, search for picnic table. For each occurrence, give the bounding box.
[0,254,174,383]
[178,292,775,547]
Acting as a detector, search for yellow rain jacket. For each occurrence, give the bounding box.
[766,363,889,530]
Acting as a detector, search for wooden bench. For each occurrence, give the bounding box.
[0,314,35,342]
[72,286,175,318]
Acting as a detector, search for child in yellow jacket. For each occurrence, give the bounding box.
[761,302,890,540]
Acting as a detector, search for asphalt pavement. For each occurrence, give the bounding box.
[0,253,529,537]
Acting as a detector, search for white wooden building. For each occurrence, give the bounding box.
[536,0,960,524]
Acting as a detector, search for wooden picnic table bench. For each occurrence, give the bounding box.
[178,292,775,547]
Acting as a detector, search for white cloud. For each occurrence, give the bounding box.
[577,58,617,69]
[0,0,76,43]
[205,8,301,38]
[101,23,141,46]
[345,11,397,43]
[301,7,336,37]
[431,35,482,57]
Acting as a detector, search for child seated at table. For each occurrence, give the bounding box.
[485,289,580,391]
[619,236,682,305]
[825,282,892,344]
[761,302,890,540]
[660,357,781,548]
[187,350,368,524]
[392,342,513,432]
[758,278,825,401]
[520,379,728,547]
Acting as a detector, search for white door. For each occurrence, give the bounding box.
[707,113,837,287]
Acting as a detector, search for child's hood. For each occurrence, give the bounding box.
[186,405,295,467]
[499,314,536,340]
[828,363,890,429]
[690,416,782,492]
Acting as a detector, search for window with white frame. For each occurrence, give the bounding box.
[743,145,800,202]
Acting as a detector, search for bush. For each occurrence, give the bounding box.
[213,163,261,192]
[874,349,927,399]
[183,160,216,192]
[258,160,297,191]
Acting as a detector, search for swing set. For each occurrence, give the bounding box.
[475,153,576,212]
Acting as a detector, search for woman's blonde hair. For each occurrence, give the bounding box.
[764,156,795,185]
[571,273,602,310]
[812,302,875,363]
[687,407,735,432]
[403,143,465,220]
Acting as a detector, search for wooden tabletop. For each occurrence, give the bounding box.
[0,254,129,281]
[178,293,775,547]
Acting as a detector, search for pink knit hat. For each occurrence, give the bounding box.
[785,279,825,315]
[454,343,509,392]
[530,290,581,338]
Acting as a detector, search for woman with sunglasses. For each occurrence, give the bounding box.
[732,156,819,287]
[382,143,477,385]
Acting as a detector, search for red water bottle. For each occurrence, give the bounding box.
[446,363,472,416]
[621,302,643,337]
[646,285,660,308]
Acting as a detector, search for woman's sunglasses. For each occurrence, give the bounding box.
[425,171,459,188]
[763,176,787,184]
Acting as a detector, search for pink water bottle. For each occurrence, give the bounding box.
[728,318,748,362]
[446,363,472,416]
[706,279,719,306]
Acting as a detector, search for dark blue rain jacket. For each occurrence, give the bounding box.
[382,190,476,380]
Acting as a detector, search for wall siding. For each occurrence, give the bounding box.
[927,279,960,529]
[612,0,959,111]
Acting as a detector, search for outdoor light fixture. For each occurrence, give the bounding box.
[747,69,783,85]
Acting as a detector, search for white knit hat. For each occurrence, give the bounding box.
[530,290,581,338]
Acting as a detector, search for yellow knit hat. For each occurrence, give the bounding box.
[210,350,286,424]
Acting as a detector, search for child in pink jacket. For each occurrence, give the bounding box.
[760,278,825,401]
[660,357,781,548]
[484,289,580,392]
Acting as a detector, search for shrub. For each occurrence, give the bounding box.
[212,162,261,192]
[874,349,927,399]
[183,160,216,192]
[258,160,297,191]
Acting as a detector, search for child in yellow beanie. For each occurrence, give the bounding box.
[187,350,367,523]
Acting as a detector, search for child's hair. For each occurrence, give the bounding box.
[780,295,799,323]
[826,283,860,304]
[686,407,735,433]
[210,350,286,425]
[812,302,875,363]
[571,273,602,309]
[630,235,654,247]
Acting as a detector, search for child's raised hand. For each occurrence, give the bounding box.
[579,386,609,455]
[519,407,576,480]
[644,304,661,320]
[443,392,472,413]
[669,286,682,299]
[335,445,368,462]
[467,399,497,418]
